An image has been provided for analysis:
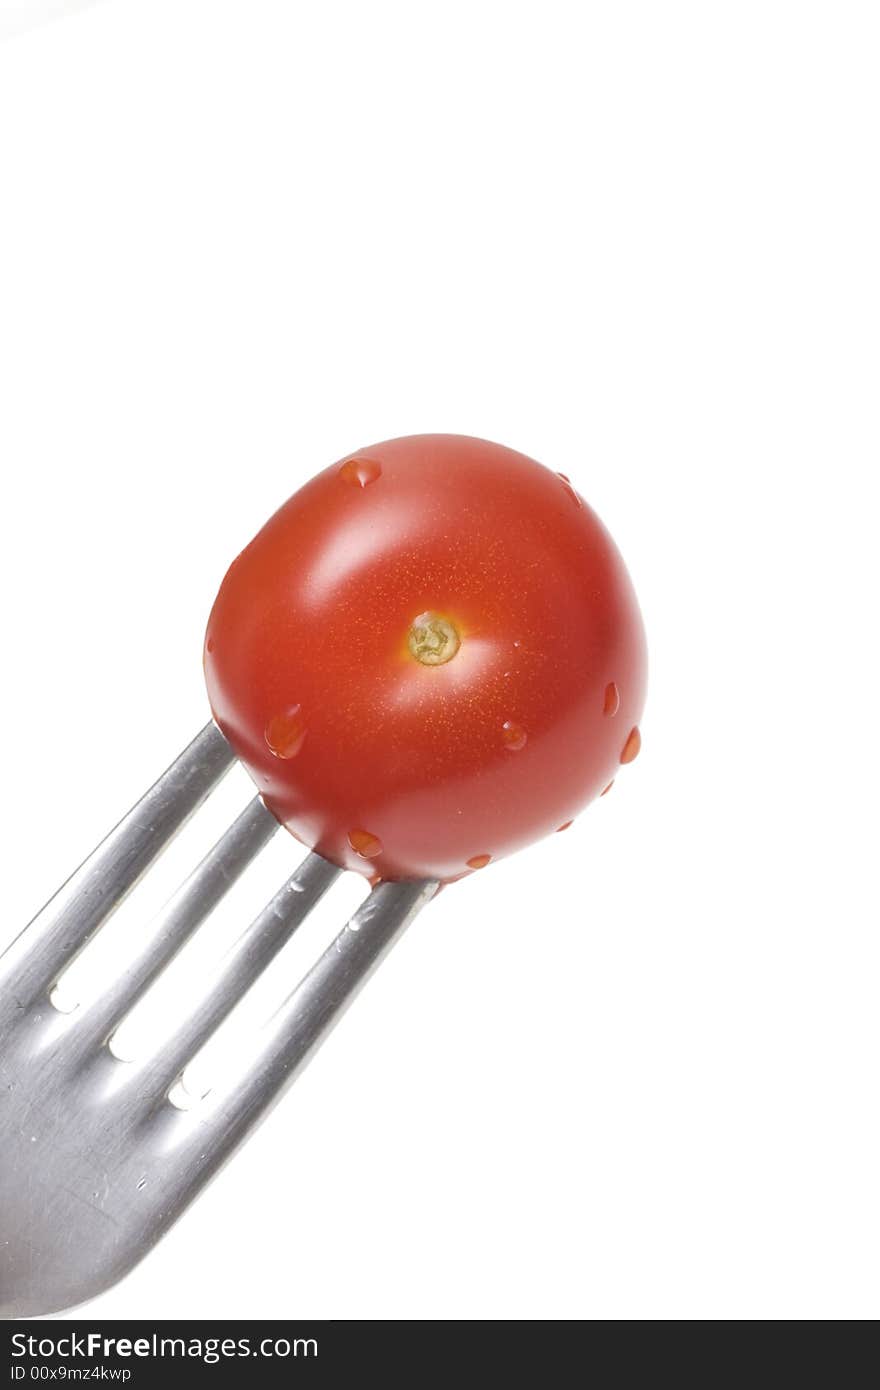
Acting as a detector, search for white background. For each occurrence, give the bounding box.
[1,0,878,1321]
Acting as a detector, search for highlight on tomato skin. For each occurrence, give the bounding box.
[204,434,647,883]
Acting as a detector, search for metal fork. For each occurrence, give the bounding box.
[0,723,438,1319]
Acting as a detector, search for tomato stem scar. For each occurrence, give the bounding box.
[408,611,460,666]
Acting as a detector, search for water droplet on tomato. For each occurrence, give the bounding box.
[601,780,614,796]
[206,636,215,654]
[348,828,383,859]
[603,681,620,716]
[339,456,382,488]
[556,472,583,508]
[620,727,641,764]
[467,854,491,869]
[556,820,573,832]
[265,706,307,759]
[501,720,527,751]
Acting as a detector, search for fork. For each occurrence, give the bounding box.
[0,721,437,1319]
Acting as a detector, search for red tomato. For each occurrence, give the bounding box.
[205,435,647,882]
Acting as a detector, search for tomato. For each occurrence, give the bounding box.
[204,434,647,882]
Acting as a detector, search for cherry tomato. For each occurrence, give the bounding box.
[204,434,647,882]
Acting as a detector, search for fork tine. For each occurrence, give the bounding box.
[0,723,235,1004]
[70,796,279,1052]
[132,851,341,1097]
[159,879,438,1164]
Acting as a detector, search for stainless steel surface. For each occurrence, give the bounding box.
[0,728,438,1320]
[138,851,340,1097]
[69,796,280,1058]
[0,722,235,1006]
